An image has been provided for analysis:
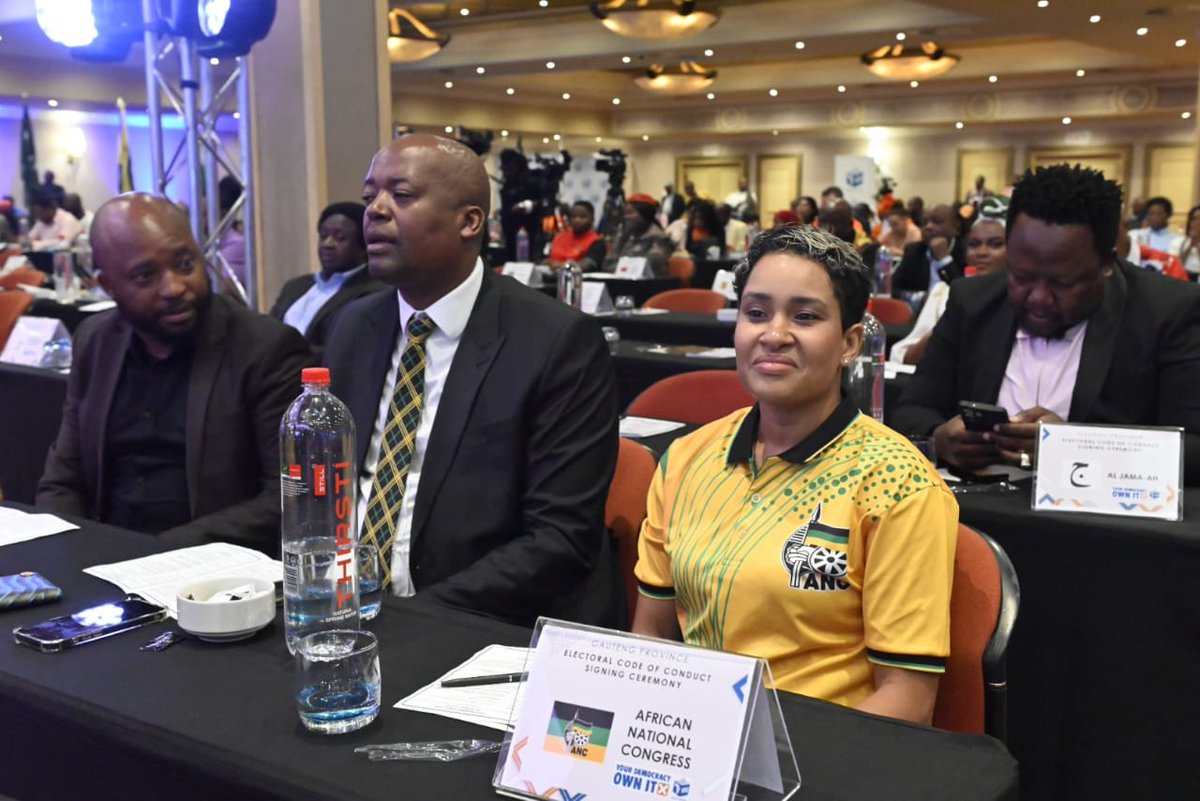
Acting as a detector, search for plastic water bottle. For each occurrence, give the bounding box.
[280,367,359,654]
[874,249,893,295]
[849,309,886,422]
[557,260,582,309]
[515,226,530,261]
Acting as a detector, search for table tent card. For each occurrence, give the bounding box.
[503,262,538,286]
[614,257,651,279]
[712,269,738,302]
[0,317,69,368]
[1033,422,1183,521]
[581,282,615,315]
[494,619,800,801]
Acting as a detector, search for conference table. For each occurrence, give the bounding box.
[0,508,1018,801]
[537,275,683,308]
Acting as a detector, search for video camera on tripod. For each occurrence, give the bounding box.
[526,151,572,213]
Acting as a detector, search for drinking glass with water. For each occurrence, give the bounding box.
[295,629,381,734]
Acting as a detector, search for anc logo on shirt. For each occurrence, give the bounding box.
[781,503,851,592]
[544,701,614,763]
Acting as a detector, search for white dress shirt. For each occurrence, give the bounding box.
[356,258,484,596]
[997,321,1088,421]
[1131,226,1184,258]
[888,281,949,364]
[29,208,85,251]
[282,264,365,336]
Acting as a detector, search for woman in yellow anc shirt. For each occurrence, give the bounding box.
[632,225,959,725]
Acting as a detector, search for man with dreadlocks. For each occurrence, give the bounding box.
[893,163,1200,482]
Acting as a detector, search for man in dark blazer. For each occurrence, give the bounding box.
[324,134,620,628]
[890,203,967,297]
[893,165,1200,481]
[37,194,313,554]
[269,201,386,353]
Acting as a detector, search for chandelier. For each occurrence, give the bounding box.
[861,41,959,81]
[633,61,716,95]
[590,0,719,41]
[386,8,449,63]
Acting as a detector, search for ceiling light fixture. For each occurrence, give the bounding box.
[445,125,454,133]
[1037,0,1048,7]
[988,74,998,83]
[1182,111,1193,120]
[861,40,959,81]
[539,0,549,6]
[546,60,556,69]
[386,8,449,63]
[506,87,515,95]
[633,60,716,95]
[837,84,846,92]
[706,92,715,100]
[621,55,631,63]
[1176,39,1187,47]
[612,97,621,105]
[444,80,454,88]
[590,0,720,41]
[1076,68,1086,77]
[772,129,779,136]
[1136,27,1148,36]
[895,32,906,41]
[1089,14,1100,23]
[909,80,919,88]
[703,48,713,56]
[501,129,509,136]
[459,8,470,16]
[768,87,778,97]
[562,92,571,99]
[475,66,486,74]
[794,40,805,49]
[955,121,964,129]
[642,134,650,141]
[209,57,220,65]
[1062,116,1072,125]
[47,99,59,107]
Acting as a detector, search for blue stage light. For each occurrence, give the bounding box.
[37,0,143,62]
[198,0,231,36]
[35,0,100,47]
[159,0,275,56]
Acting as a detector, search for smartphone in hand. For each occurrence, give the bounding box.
[959,400,1010,433]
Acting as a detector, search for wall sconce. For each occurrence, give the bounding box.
[65,127,87,166]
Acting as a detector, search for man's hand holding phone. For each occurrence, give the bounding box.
[987,406,1063,466]
[933,414,999,472]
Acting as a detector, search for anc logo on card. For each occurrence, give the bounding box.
[544,701,614,764]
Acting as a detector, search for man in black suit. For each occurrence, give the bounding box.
[37,194,313,553]
[893,164,1200,480]
[269,201,385,353]
[324,134,620,627]
[890,203,967,297]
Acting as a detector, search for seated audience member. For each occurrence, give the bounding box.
[62,193,94,239]
[1118,216,1188,281]
[718,203,749,254]
[37,194,313,553]
[880,206,922,257]
[326,134,620,627]
[270,201,385,352]
[633,224,956,724]
[890,203,967,297]
[772,209,801,229]
[791,195,819,225]
[686,199,726,260]
[892,164,1200,479]
[605,193,673,277]
[547,200,606,271]
[890,197,1009,365]
[820,185,844,210]
[1178,204,1200,278]
[1130,196,1183,256]
[27,191,85,251]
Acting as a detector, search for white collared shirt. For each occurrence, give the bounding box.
[997,320,1088,421]
[356,258,484,596]
[282,265,365,336]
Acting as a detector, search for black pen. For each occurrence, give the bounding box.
[441,671,529,688]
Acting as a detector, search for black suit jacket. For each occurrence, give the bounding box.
[324,270,621,627]
[37,294,315,553]
[892,263,1200,483]
[890,238,967,297]
[268,267,386,353]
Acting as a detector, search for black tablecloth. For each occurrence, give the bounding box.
[0,363,67,504]
[585,275,681,307]
[609,340,735,409]
[0,507,1016,801]
[600,311,735,347]
[26,297,97,333]
[956,488,1200,801]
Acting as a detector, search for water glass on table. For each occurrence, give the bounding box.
[357,544,381,622]
[614,295,635,316]
[600,326,620,354]
[295,629,381,734]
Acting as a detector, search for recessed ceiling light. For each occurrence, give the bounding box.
[546,61,556,69]
[955,121,964,129]
[1062,116,1072,125]
[47,99,58,107]
[837,85,846,93]
[910,80,919,88]
[562,92,571,100]
[1176,39,1188,47]
[988,74,998,83]
[539,0,548,6]
[445,125,454,133]
[768,88,778,97]
[642,134,650,141]
[896,32,906,41]
[1136,27,1149,36]
[794,40,805,49]
[772,129,779,136]
[501,129,509,137]
[444,80,454,89]
[542,137,550,144]
[476,66,486,74]
[209,57,220,66]
[596,136,603,143]
[1076,68,1086,77]
[612,97,621,105]
[553,134,561,141]
[459,7,470,16]
[0,34,5,42]
[706,92,716,100]
[1089,14,1100,23]
[703,48,714,57]
[506,87,515,95]
[1183,111,1193,120]
[621,56,631,64]
[233,111,240,119]
[1037,0,1048,7]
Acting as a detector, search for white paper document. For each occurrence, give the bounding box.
[84,543,282,616]
[685,347,737,359]
[78,299,117,313]
[395,644,532,731]
[885,362,916,378]
[619,416,687,439]
[0,506,78,545]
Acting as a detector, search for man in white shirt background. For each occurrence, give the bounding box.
[28,191,84,251]
[1129,196,1184,256]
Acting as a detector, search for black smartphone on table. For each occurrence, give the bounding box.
[959,400,1010,433]
[13,597,168,653]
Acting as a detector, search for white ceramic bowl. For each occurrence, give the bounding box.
[176,577,276,642]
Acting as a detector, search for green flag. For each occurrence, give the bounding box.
[20,101,37,207]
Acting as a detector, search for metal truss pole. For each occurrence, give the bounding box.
[237,56,257,310]
[140,0,163,192]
